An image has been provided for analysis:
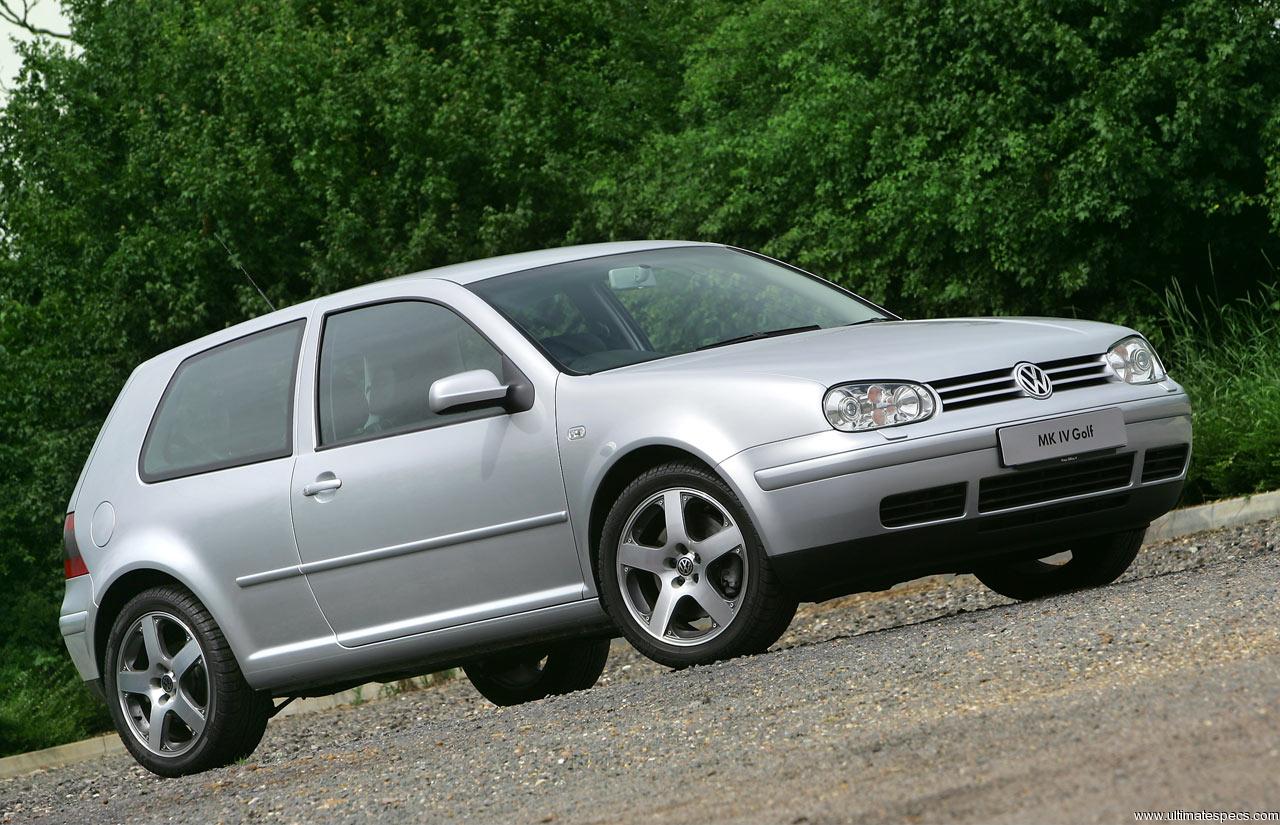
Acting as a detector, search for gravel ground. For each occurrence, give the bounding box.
[3,518,1278,825]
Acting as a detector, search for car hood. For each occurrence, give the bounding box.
[617,317,1132,386]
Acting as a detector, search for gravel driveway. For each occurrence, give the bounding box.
[4,518,1278,824]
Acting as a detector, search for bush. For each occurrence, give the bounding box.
[0,657,110,757]
[1157,282,1280,503]
[0,0,720,758]
[594,0,1280,319]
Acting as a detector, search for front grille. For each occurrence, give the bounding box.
[1142,444,1189,482]
[976,493,1130,532]
[978,453,1135,513]
[880,483,967,528]
[929,354,1112,411]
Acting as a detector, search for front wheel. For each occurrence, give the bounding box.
[598,462,797,668]
[103,585,272,777]
[973,528,1146,601]
[464,638,610,706]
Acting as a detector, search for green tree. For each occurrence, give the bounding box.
[595,0,1280,317]
[0,0,721,754]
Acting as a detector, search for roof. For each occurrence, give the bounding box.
[140,241,719,370]
[394,240,718,286]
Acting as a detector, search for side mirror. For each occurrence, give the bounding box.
[428,369,510,414]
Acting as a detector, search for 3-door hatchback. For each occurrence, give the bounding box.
[59,242,1190,775]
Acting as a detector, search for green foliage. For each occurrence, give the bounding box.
[0,657,110,756]
[1157,282,1280,503]
[0,0,720,756]
[593,0,1280,317]
[1,0,1278,755]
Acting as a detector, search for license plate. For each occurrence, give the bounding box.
[997,408,1127,467]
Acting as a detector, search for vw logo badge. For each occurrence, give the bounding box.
[1013,362,1053,399]
[676,556,695,577]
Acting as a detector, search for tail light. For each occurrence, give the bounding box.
[63,513,88,579]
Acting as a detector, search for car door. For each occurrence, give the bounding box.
[289,288,585,647]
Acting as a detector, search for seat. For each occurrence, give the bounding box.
[324,367,371,443]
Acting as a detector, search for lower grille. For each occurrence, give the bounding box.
[978,453,1135,513]
[977,493,1131,533]
[880,483,967,528]
[1142,444,1190,482]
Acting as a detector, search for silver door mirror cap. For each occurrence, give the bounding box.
[428,369,510,414]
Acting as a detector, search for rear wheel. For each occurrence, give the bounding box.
[973,528,1146,601]
[464,638,610,706]
[598,462,797,668]
[103,585,272,777]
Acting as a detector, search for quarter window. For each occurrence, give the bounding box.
[140,320,304,482]
[317,301,505,447]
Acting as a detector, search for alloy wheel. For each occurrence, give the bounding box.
[616,487,748,646]
[115,611,209,757]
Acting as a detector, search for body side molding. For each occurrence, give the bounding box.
[236,511,570,588]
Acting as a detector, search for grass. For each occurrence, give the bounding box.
[347,670,460,707]
[0,656,110,757]
[1154,280,1280,504]
[376,669,460,700]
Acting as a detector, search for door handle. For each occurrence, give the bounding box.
[302,477,342,497]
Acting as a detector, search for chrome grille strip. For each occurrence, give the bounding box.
[1052,373,1110,389]
[935,375,1019,394]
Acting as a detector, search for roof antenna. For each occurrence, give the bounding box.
[216,234,276,312]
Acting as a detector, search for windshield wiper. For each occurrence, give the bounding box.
[844,317,892,327]
[696,325,822,351]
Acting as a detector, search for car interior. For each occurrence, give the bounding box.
[319,302,504,445]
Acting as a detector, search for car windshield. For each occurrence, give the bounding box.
[468,247,889,373]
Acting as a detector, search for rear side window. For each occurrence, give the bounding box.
[317,301,504,447]
[140,321,305,482]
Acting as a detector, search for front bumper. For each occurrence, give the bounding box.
[722,391,1191,602]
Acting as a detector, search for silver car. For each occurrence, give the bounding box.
[59,241,1190,775]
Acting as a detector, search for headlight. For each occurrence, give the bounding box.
[1106,335,1166,384]
[823,382,936,432]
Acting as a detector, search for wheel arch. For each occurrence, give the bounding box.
[585,443,744,590]
[92,567,200,676]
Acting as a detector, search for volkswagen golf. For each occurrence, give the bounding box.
[58,241,1191,775]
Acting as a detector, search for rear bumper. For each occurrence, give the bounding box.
[722,392,1191,602]
[59,574,100,684]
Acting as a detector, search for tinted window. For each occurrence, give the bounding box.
[470,247,886,373]
[497,291,590,342]
[317,301,505,447]
[612,264,840,354]
[141,321,304,482]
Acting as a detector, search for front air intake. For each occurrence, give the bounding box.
[880,483,967,528]
[978,453,1135,513]
[1141,445,1190,482]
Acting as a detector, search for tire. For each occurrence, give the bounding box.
[597,462,797,668]
[103,585,272,777]
[973,528,1146,601]
[464,638,610,706]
